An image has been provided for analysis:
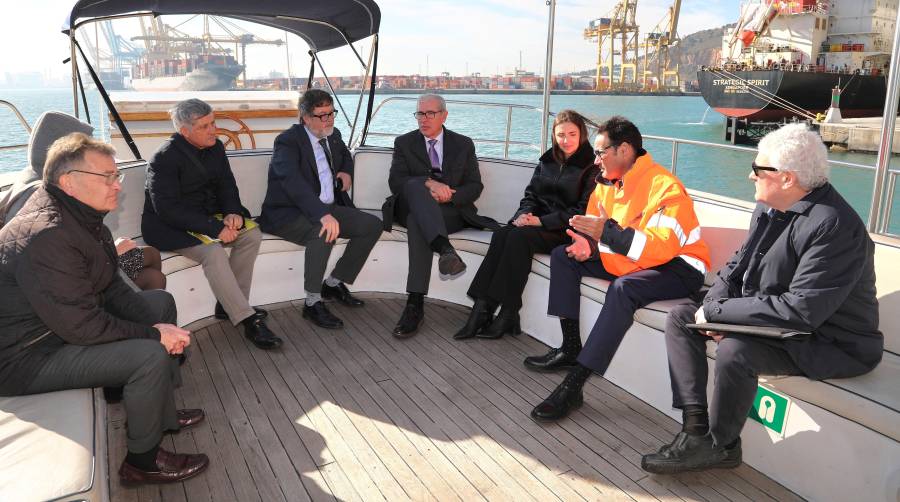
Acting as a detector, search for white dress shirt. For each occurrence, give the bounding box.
[305,126,334,204]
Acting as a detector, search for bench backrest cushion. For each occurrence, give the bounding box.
[353,147,531,223]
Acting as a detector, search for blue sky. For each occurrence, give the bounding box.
[0,0,737,81]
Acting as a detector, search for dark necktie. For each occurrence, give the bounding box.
[318,137,335,176]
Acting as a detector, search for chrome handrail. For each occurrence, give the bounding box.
[359,97,897,234]
[0,100,32,152]
[360,96,548,156]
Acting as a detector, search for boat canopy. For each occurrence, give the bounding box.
[63,0,381,52]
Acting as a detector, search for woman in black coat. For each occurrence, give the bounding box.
[455,110,599,340]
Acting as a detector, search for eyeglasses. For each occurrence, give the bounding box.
[413,110,444,120]
[594,143,620,157]
[310,110,338,121]
[70,170,124,186]
[751,162,779,176]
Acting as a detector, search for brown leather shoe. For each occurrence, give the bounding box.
[119,447,209,484]
[176,409,205,429]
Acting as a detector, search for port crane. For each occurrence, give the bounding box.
[641,0,682,91]
[584,0,641,91]
[132,15,284,85]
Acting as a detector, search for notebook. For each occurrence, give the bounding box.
[685,323,810,339]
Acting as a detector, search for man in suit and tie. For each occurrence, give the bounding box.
[388,94,498,338]
[258,89,381,329]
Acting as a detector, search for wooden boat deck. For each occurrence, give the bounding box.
[107,294,801,502]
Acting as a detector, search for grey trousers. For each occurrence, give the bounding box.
[177,226,262,325]
[270,205,382,293]
[397,179,465,294]
[24,290,182,454]
[665,302,803,446]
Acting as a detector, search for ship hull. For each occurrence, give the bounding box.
[698,70,889,121]
[132,66,243,92]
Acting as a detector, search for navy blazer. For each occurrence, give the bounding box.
[388,127,497,230]
[142,134,248,251]
[258,125,354,232]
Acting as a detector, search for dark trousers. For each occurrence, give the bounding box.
[467,225,567,310]
[23,290,182,454]
[547,245,701,375]
[397,178,465,294]
[270,204,382,294]
[665,302,803,446]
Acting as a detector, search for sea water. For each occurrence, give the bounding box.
[2,88,897,233]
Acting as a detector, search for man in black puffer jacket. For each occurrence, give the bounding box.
[0,133,208,485]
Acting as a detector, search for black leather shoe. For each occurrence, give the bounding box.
[303,301,344,329]
[393,303,424,338]
[477,311,521,339]
[321,282,365,307]
[438,249,466,276]
[215,302,268,320]
[119,448,209,485]
[454,299,494,340]
[524,348,580,372]
[641,433,742,474]
[242,316,283,350]
[531,374,584,422]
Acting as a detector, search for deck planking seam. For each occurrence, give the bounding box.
[361,298,625,502]
[104,297,800,502]
[370,298,654,502]
[436,301,800,502]
[298,305,490,501]
[269,307,441,501]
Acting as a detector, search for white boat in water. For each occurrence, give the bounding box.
[1,1,899,501]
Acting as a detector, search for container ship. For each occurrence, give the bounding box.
[131,53,244,92]
[698,0,897,139]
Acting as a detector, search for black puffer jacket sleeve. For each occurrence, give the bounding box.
[18,230,160,344]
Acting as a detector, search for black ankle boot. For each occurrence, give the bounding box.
[531,364,591,422]
[523,318,582,371]
[454,298,496,340]
[477,306,521,339]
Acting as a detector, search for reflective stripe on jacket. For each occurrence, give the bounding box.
[587,152,711,277]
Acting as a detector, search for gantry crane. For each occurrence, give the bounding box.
[641,0,682,91]
[132,15,284,85]
[584,0,641,91]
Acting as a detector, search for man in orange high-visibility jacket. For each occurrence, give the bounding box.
[527,116,711,422]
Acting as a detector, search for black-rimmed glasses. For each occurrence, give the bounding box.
[311,110,338,121]
[70,170,124,185]
[594,143,620,157]
[413,110,444,120]
[751,162,779,176]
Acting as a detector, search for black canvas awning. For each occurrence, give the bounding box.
[64,0,380,52]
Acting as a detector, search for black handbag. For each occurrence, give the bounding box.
[381,194,396,232]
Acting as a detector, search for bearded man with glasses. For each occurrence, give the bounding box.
[385,93,499,338]
[259,89,381,330]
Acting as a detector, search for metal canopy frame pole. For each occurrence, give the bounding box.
[540,0,557,153]
[868,7,900,232]
[307,50,316,89]
[316,56,353,130]
[348,35,377,147]
[70,31,80,118]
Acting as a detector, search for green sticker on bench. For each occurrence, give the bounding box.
[749,385,790,436]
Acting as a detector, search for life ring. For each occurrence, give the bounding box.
[214,113,257,150]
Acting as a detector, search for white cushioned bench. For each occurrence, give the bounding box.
[0,389,109,501]
[4,145,894,501]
